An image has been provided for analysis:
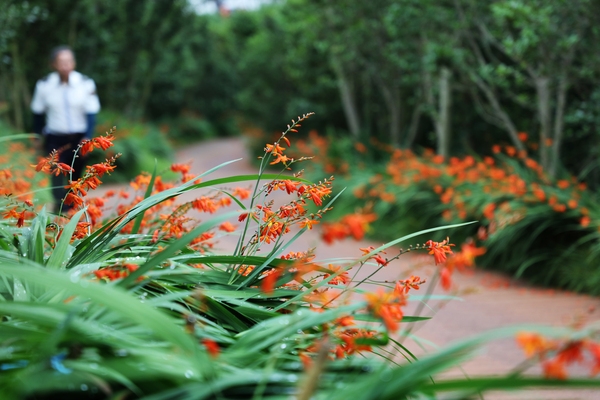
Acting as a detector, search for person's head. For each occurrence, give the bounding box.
[50,46,75,81]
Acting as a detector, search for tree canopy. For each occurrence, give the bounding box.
[1,0,600,183]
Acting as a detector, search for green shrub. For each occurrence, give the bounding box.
[300,133,600,295]
[0,116,598,398]
[91,111,177,183]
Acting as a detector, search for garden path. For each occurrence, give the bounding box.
[93,137,600,400]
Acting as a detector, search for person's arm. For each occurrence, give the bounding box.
[31,79,46,152]
[84,78,100,140]
[31,80,46,136]
[85,113,96,139]
[32,113,45,135]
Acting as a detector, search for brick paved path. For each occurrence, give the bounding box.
[95,137,600,399]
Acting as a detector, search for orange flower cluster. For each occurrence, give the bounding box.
[365,288,406,333]
[79,128,115,156]
[247,179,333,246]
[425,238,454,265]
[0,165,36,200]
[321,211,377,244]
[394,276,425,295]
[33,149,73,177]
[333,328,377,359]
[33,130,118,217]
[359,246,389,266]
[299,315,379,365]
[63,156,119,210]
[3,204,33,228]
[93,263,139,281]
[0,143,44,226]
[332,134,594,232]
[10,117,441,371]
[516,332,600,379]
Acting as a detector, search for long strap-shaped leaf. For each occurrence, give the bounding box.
[0,262,208,377]
[130,159,158,235]
[118,211,240,286]
[46,208,86,269]
[69,171,305,267]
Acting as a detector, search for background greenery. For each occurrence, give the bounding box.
[2,0,600,182]
[1,0,600,291]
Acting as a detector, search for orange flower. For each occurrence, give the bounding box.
[483,203,496,220]
[299,218,319,230]
[341,212,376,241]
[64,193,84,208]
[202,338,220,358]
[324,265,351,286]
[3,207,20,220]
[505,146,516,157]
[219,221,237,232]
[589,342,600,375]
[269,153,290,165]
[79,140,94,156]
[372,254,388,266]
[93,134,115,151]
[354,142,367,153]
[88,162,116,177]
[440,267,452,290]
[447,242,486,272]
[265,143,285,154]
[543,359,567,380]
[580,216,591,228]
[394,276,425,295]
[261,268,281,294]
[425,238,454,265]
[557,180,570,189]
[518,132,528,142]
[365,288,405,333]
[516,332,555,357]
[320,223,346,244]
[171,162,191,174]
[232,187,251,200]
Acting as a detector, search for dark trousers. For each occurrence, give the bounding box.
[44,133,87,208]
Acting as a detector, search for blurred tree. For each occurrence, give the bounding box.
[456,0,599,177]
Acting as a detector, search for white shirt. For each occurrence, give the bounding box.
[31,71,101,134]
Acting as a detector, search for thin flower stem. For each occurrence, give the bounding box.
[399,270,440,345]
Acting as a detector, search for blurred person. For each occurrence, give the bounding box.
[31,45,100,212]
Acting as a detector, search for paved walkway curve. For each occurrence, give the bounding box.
[96,137,600,399]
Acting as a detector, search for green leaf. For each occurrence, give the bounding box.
[46,208,86,270]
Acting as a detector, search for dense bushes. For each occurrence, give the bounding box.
[298,132,600,295]
[3,1,600,191]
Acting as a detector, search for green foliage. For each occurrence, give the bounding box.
[302,133,600,295]
[89,111,176,183]
[3,0,600,188]
[1,123,599,398]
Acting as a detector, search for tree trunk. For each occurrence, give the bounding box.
[9,42,24,132]
[375,75,401,147]
[436,67,452,159]
[330,54,361,139]
[423,65,452,158]
[124,52,141,118]
[549,75,568,178]
[535,76,551,170]
[471,73,525,152]
[405,101,422,148]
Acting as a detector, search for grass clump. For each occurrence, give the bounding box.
[0,116,598,398]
